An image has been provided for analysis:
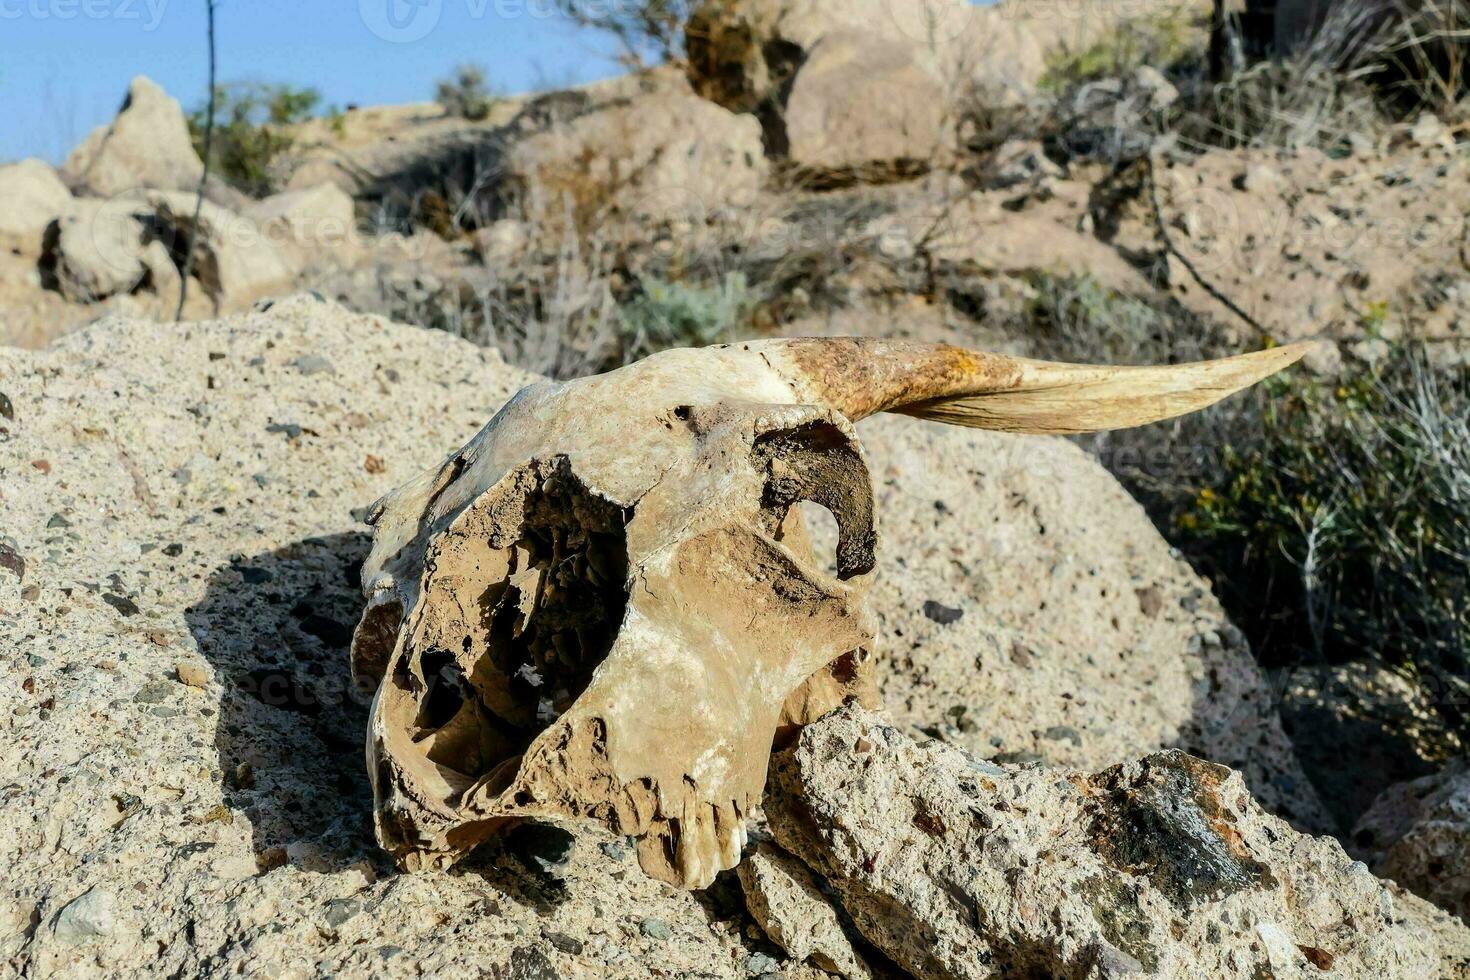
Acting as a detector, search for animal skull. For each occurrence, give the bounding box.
[353,337,1311,888]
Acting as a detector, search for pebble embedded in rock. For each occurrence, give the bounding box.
[103,593,140,616]
[921,600,963,625]
[323,898,360,928]
[52,889,117,945]
[0,543,24,581]
[176,662,210,688]
[134,679,174,704]
[599,839,631,861]
[744,951,780,975]
[294,354,335,375]
[640,918,672,941]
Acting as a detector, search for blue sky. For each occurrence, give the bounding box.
[0,0,630,163]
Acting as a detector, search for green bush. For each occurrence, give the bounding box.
[434,64,495,121]
[1178,345,1470,714]
[1040,9,1206,90]
[189,83,322,196]
[616,273,757,359]
[1016,273,1470,732]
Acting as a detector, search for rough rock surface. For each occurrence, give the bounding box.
[0,298,1326,974]
[0,297,832,978]
[1116,143,1470,356]
[42,198,153,303]
[766,705,1470,979]
[148,191,296,310]
[867,185,1152,293]
[854,411,1329,832]
[0,159,73,243]
[61,76,206,199]
[503,84,767,226]
[738,843,874,979]
[685,0,1187,177]
[244,183,358,259]
[687,0,1035,176]
[1354,758,1470,922]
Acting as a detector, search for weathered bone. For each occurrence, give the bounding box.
[353,337,1313,888]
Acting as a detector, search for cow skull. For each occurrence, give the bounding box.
[352,337,1311,888]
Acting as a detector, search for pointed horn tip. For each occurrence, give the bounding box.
[1264,339,1325,368]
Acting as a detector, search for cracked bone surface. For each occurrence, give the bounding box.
[353,336,1313,889]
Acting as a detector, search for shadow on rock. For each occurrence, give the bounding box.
[186,531,379,873]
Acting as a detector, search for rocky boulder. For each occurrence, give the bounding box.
[61,76,207,199]
[1111,144,1470,348]
[502,83,767,228]
[0,298,843,979]
[0,159,73,246]
[738,843,875,979]
[685,0,1182,180]
[0,297,1337,976]
[854,410,1328,832]
[766,705,1470,978]
[1354,758,1470,922]
[244,183,359,269]
[40,197,164,303]
[148,191,296,311]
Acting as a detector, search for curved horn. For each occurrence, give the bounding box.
[770,337,1316,435]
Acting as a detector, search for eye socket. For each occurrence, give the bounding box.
[794,500,841,577]
[753,420,875,580]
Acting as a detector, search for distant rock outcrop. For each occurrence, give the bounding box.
[0,159,73,244]
[62,76,206,198]
[684,0,1171,182]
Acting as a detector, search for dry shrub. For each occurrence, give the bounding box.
[1022,273,1470,736]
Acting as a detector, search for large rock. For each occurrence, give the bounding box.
[41,197,153,303]
[0,297,837,979]
[278,73,651,202]
[244,183,360,270]
[0,159,73,245]
[766,705,1470,979]
[148,191,296,311]
[738,844,874,979]
[687,0,1021,177]
[853,411,1329,832]
[864,185,1152,293]
[1112,145,1470,348]
[0,297,1340,975]
[685,0,1181,179]
[61,76,206,198]
[502,84,767,227]
[1354,758,1470,921]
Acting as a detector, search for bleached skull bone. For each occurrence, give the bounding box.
[353,337,1313,888]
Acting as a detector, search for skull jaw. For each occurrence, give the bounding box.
[370,651,874,888]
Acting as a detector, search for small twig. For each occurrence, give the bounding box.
[176,0,218,322]
[1144,153,1270,338]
